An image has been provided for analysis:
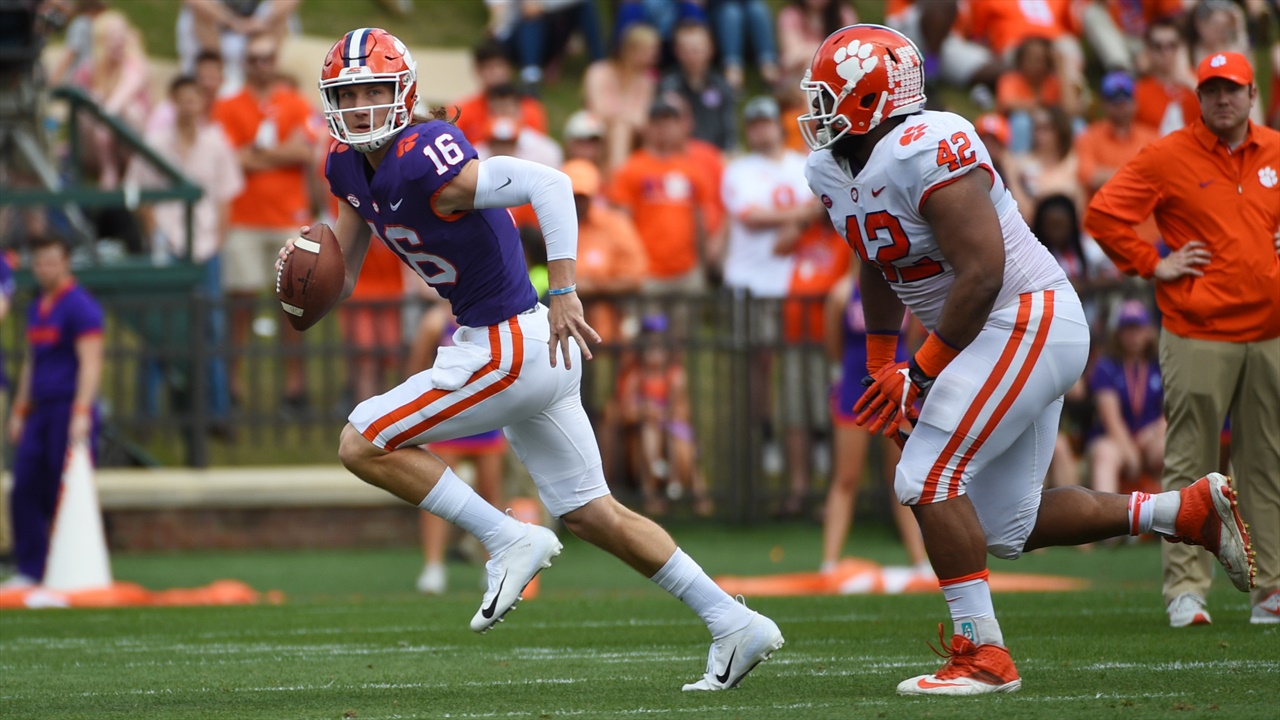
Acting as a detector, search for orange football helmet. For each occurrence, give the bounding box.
[319,27,418,153]
[798,24,926,151]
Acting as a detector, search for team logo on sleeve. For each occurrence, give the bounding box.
[899,124,928,146]
[397,133,418,158]
[834,39,878,92]
[1260,167,1277,188]
[821,194,833,208]
[347,194,360,208]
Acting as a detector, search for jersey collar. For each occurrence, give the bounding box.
[1190,116,1258,154]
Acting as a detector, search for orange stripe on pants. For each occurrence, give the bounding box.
[920,294,1034,504]
[385,318,526,450]
[944,291,1056,500]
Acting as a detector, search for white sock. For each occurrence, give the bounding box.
[1128,491,1155,535]
[651,548,750,639]
[1150,490,1181,536]
[418,468,524,556]
[941,570,1004,647]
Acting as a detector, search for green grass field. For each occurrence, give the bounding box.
[1,523,1275,719]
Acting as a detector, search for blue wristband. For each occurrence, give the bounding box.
[547,284,576,297]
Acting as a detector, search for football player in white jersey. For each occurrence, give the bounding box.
[799,25,1256,696]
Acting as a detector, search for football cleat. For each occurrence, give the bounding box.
[1250,590,1280,625]
[469,524,561,634]
[1164,473,1256,592]
[1166,592,1212,627]
[682,606,784,691]
[897,624,1021,696]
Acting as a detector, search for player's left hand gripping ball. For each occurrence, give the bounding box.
[276,223,346,332]
[854,361,930,435]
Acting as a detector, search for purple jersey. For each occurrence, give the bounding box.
[1088,356,1163,436]
[0,254,13,389]
[26,282,103,404]
[325,122,537,328]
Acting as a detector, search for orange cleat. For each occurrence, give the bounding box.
[1165,473,1257,592]
[897,624,1021,696]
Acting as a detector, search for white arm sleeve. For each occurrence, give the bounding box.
[473,155,578,262]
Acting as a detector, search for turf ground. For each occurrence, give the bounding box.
[1,523,1276,720]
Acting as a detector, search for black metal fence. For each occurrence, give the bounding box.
[3,290,864,521]
[1,284,1145,522]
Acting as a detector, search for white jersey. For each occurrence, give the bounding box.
[721,149,809,298]
[804,110,1066,330]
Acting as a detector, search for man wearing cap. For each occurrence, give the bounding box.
[563,110,607,176]
[721,95,823,507]
[1075,71,1159,240]
[607,95,720,295]
[565,158,648,344]
[1085,51,1280,627]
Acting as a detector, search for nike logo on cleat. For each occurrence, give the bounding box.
[715,648,737,685]
[917,679,965,689]
[481,573,507,619]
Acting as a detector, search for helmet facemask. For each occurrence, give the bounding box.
[320,70,415,153]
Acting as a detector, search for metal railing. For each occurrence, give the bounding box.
[1,285,1149,522]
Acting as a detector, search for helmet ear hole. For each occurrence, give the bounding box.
[859,93,877,109]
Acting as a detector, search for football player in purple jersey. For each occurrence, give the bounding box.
[277,28,783,690]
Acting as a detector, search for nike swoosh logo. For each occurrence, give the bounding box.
[481,573,506,619]
[390,198,403,211]
[715,648,737,685]
[497,177,513,191]
[872,186,886,197]
[917,678,965,689]
[1198,180,1214,188]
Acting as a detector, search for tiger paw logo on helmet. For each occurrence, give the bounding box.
[834,39,878,91]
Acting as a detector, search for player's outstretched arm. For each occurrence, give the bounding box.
[920,169,1005,350]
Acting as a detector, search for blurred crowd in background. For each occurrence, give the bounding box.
[2,0,1278,522]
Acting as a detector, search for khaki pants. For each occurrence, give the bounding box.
[1160,331,1280,606]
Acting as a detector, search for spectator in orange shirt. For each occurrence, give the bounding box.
[963,0,1080,63]
[775,214,851,518]
[1076,71,1159,204]
[453,39,548,144]
[342,239,404,407]
[996,37,1078,118]
[212,32,316,410]
[1134,18,1200,136]
[607,97,719,294]
[1085,51,1280,628]
[565,160,647,345]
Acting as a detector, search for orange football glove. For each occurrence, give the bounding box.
[853,360,931,436]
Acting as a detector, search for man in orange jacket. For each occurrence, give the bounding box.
[1085,51,1280,627]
